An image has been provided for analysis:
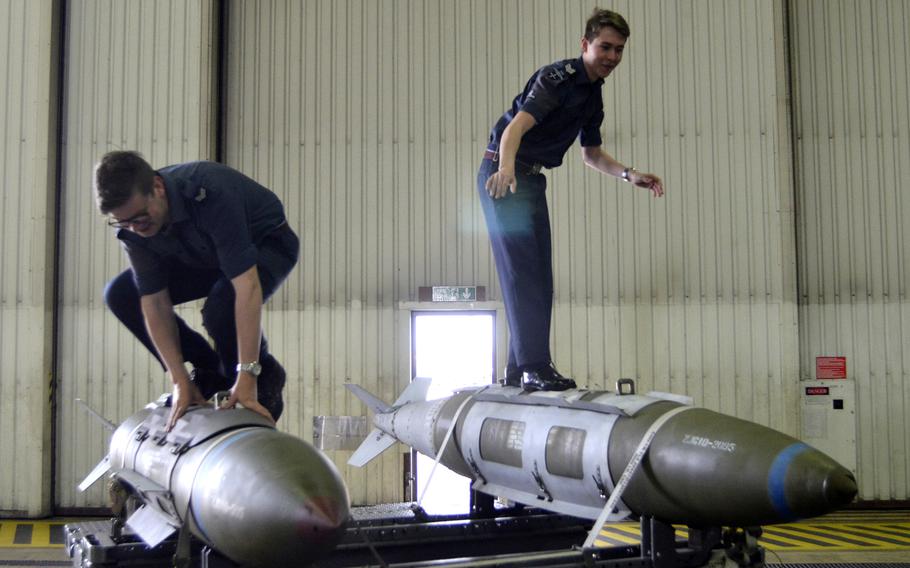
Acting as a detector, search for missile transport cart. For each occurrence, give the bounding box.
[65,501,765,568]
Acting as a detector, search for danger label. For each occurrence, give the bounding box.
[816,356,847,379]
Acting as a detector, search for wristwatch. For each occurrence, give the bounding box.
[622,166,635,182]
[236,361,262,377]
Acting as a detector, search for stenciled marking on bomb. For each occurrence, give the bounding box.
[681,434,737,453]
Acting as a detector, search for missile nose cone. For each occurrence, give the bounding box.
[825,470,858,508]
[297,496,348,536]
[774,443,857,521]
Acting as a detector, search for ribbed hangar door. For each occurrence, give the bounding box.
[0,0,59,517]
[54,0,217,510]
[790,0,910,502]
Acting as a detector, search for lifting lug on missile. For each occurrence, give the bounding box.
[169,434,192,455]
[531,461,554,502]
[616,378,635,395]
[467,450,487,484]
[592,466,609,500]
[134,425,149,442]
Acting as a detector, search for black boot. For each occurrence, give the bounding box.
[258,357,287,420]
[501,365,522,387]
[522,363,576,392]
[190,368,233,401]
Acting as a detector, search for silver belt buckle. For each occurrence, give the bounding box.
[529,164,542,175]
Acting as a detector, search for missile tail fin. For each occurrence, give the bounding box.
[345,376,432,414]
[392,376,432,406]
[344,384,392,414]
[347,377,431,466]
[75,398,117,431]
[348,428,398,467]
[126,504,179,547]
[77,455,112,491]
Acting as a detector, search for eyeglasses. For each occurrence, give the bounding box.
[108,209,151,229]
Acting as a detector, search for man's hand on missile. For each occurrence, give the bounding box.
[222,373,275,423]
[167,377,207,431]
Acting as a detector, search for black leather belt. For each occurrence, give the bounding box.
[483,149,542,175]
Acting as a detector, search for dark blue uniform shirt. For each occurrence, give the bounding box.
[488,57,605,169]
[117,161,286,296]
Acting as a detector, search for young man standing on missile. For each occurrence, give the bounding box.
[479,8,664,391]
[95,151,299,428]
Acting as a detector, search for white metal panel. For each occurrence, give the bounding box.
[56,0,216,508]
[224,0,798,505]
[0,0,58,517]
[791,0,910,501]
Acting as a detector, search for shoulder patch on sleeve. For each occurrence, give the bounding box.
[546,67,567,84]
[195,187,207,202]
[565,62,577,75]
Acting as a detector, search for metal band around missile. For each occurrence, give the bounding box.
[583,405,695,549]
[181,427,263,543]
[416,393,476,509]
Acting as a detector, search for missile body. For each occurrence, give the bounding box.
[80,402,350,567]
[348,380,856,527]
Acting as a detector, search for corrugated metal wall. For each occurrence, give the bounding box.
[223,0,799,505]
[0,0,58,517]
[55,0,216,508]
[791,0,910,500]
[8,0,900,511]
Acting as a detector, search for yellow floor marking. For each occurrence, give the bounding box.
[816,523,910,547]
[0,523,17,547]
[589,519,910,551]
[595,530,641,545]
[608,523,643,536]
[765,525,866,547]
[758,529,833,551]
[0,521,68,548]
[758,525,856,550]
[31,522,52,547]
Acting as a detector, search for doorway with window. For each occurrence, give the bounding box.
[410,311,495,515]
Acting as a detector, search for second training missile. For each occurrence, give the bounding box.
[79,400,351,567]
[346,379,857,527]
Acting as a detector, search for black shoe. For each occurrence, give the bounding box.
[522,364,576,392]
[190,368,232,401]
[258,357,287,420]
[501,365,522,387]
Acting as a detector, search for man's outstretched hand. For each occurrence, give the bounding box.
[631,171,665,197]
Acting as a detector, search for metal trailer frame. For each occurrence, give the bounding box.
[64,505,764,568]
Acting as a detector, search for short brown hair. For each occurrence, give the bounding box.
[94,151,155,214]
[584,8,630,41]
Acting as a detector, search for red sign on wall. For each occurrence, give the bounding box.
[816,356,847,379]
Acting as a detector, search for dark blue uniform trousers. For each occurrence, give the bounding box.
[477,158,553,372]
[103,226,299,419]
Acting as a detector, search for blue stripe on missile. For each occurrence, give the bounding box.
[190,429,259,543]
[768,442,809,521]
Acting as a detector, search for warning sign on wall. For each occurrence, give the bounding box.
[816,356,847,379]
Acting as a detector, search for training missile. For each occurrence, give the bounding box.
[78,399,350,567]
[346,379,857,528]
